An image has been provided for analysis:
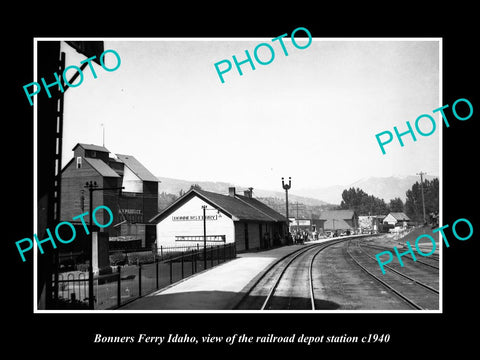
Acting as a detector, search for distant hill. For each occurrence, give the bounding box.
[157,176,232,196]
[156,175,439,213]
[157,176,330,206]
[156,176,333,215]
[294,175,439,204]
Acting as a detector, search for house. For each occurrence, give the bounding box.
[383,212,410,227]
[312,209,359,234]
[150,187,288,252]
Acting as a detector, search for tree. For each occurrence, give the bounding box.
[405,178,439,223]
[340,187,388,215]
[388,197,404,212]
[158,192,178,211]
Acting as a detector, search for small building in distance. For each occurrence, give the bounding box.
[150,187,288,252]
[312,209,359,235]
[289,218,311,233]
[358,215,385,234]
[383,212,410,228]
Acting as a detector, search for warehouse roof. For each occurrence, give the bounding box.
[319,209,357,220]
[150,188,286,224]
[116,154,159,182]
[73,143,110,153]
[83,158,120,177]
[323,218,352,230]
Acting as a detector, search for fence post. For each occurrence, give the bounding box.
[191,249,194,274]
[117,265,121,308]
[160,245,163,260]
[181,252,184,279]
[156,257,159,290]
[138,264,142,297]
[169,261,173,284]
[223,243,226,263]
[210,246,213,268]
[194,249,197,273]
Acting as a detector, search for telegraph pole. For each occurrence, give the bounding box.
[101,123,105,147]
[84,181,124,309]
[292,201,305,219]
[417,171,427,224]
[202,205,207,270]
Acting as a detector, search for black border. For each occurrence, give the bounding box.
[8,5,478,355]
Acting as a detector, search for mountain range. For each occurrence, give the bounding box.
[295,174,438,204]
[157,174,438,206]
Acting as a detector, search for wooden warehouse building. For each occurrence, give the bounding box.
[60,143,159,249]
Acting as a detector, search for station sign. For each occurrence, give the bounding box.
[172,215,218,221]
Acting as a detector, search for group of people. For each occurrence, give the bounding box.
[290,229,313,244]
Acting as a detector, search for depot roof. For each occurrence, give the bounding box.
[149,188,287,224]
[235,194,287,222]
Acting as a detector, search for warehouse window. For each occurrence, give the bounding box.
[76,157,82,169]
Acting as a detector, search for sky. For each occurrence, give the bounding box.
[58,38,441,194]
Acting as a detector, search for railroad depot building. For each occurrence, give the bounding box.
[150,187,288,252]
[60,143,159,249]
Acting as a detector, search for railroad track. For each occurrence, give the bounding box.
[234,238,349,310]
[360,242,439,270]
[346,239,439,310]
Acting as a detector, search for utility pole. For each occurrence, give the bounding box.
[84,181,124,309]
[282,177,291,244]
[202,205,207,270]
[292,201,305,219]
[417,171,427,224]
[201,205,219,269]
[101,123,105,147]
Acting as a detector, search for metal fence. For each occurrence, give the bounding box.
[51,243,236,310]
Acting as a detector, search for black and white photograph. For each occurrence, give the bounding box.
[8,7,478,355]
[33,38,442,313]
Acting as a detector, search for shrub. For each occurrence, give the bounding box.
[127,251,155,265]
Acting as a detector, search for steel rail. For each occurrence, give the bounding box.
[234,235,376,310]
[345,240,424,310]
[261,239,346,310]
[361,243,439,270]
[232,243,321,310]
[308,240,346,310]
[358,243,439,294]
[260,245,318,310]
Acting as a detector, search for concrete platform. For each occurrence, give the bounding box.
[118,244,307,311]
